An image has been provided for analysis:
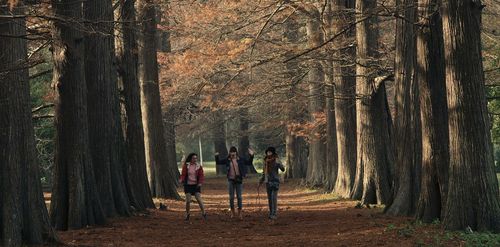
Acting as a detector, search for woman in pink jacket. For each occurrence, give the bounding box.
[179,153,206,221]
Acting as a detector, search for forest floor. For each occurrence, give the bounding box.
[55,176,465,247]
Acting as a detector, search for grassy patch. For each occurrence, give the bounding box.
[458,232,500,247]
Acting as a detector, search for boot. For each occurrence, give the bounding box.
[237,208,243,220]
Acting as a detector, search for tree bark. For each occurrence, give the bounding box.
[441,0,500,231]
[305,8,327,187]
[84,0,132,217]
[137,0,179,199]
[324,2,339,192]
[116,0,155,210]
[213,111,228,175]
[415,0,449,223]
[332,0,357,198]
[0,3,56,244]
[164,109,180,182]
[386,0,421,216]
[350,0,393,205]
[284,16,308,180]
[238,109,257,173]
[50,0,106,230]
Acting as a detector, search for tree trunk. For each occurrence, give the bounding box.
[50,0,106,230]
[441,0,500,231]
[350,0,393,205]
[213,111,228,175]
[238,109,257,173]
[0,3,56,244]
[415,0,449,223]
[324,2,339,192]
[386,0,421,216]
[305,9,327,187]
[284,16,308,180]
[332,0,357,198]
[84,0,132,217]
[137,0,179,199]
[116,0,155,211]
[164,109,180,182]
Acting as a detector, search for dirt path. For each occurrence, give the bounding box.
[57,176,461,246]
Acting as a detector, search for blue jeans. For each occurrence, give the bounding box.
[266,184,279,217]
[228,180,243,209]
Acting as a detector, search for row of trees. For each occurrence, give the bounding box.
[1,0,179,245]
[1,0,500,245]
[164,0,500,232]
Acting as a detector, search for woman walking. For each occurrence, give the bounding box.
[215,146,254,219]
[259,147,285,220]
[179,153,207,221]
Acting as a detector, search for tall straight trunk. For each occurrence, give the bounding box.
[158,18,180,182]
[415,0,449,223]
[164,109,180,181]
[50,0,106,230]
[137,0,179,199]
[305,9,327,187]
[84,0,131,217]
[0,3,56,244]
[213,111,228,175]
[386,0,421,216]
[324,2,339,192]
[332,0,357,198]
[284,16,308,179]
[116,0,155,210]
[238,109,257,173]
[350,0,393,205]
[441,0,500,231]
[325,81,338,191]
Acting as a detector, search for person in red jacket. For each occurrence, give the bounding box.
[179,153,206,221]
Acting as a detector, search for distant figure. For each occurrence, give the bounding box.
[215,146,254,219]
[259,147,285,220]
[179,153,206,221]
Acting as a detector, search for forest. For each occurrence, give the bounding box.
[1,0,500,246]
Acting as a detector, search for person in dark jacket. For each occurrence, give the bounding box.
[179,153,206,221]
[259,147,285,220]
[215,146,254,219]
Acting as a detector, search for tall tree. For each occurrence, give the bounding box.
[332,0,357,198]
[238,108,257,173]
[305,5,327,187]
[441,0,500,231]
[213,111,228,175]
[84,0,132,217]
[50,0,107,230]
[137,0,179,199]
[158,10,181,182]
[323,1,339,192]
[0,2,56,244]
[386,0,421,216]
[116,0,155,210]
[350,0,393,205]
[415,0,449,223]
[284,16,308,180]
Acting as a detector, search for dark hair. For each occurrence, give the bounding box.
[265,146,277,155]
[229,146,238,153]
[228,146,238,159]
[186,153,198,163]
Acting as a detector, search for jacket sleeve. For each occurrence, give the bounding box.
[246,154,254,167]
[278,162,285,172]
[179,164,187,183]
[198,166,205,185]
